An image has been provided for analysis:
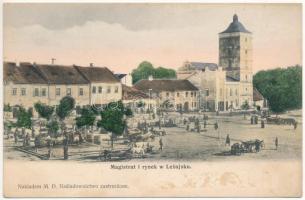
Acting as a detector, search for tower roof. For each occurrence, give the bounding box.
[220,14,251,34]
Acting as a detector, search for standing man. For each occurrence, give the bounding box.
[46,135,52,159]
[225,134,231,146]
[159,138,163,151]
[34,136,39,152]
[14,129,18,144]
[275,137,278,150]
[293,121,298,130]
[63,133,69,160]
[261,119,265,128]
[214,122,218,130]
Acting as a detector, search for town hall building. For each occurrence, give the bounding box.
[177,14,257,111]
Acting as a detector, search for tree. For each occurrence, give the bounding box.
[56,96,76,121]
[253,65,302,113]
[3,104,12,112]
[34,102,54,120]
[15,106,32,129]
[125,107,133,117]
[75,107,96,128]
[131,61,177,84]
[97,101,131,148]
[46,119,59,138]
[154,67,176,79]
[55,96,75,160]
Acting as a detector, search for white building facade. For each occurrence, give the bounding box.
[177,14,254,111]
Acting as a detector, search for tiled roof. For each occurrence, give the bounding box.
[253,87,264,101]
[4,62,47,84]
[190,62,218,71]
[220,14,251,34]
[134,79,198,92]
[122,84,149,100]
[115,73,127,79]
[74,66,120,83]
[226,75,240,82]
[3,62,120,85]
[35,64,89,84]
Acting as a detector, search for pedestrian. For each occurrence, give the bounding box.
[34,136,39,152]
[255,140,260,152]
[46,135,52,159]
[293,122,298,130]
[63,133,69,160]
[254,116,258,124]
[204,120,207,128]
[25,133,30,146]
[225,134,231,146]
[159,138,163,151]
[214,122,218,130]
[261,120,265,128]
[275,137,278,150]
[186,123,190,131]
[14,129,18,144]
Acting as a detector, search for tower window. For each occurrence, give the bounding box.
[245,38,247,42]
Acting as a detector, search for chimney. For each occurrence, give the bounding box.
[148,75,153,81]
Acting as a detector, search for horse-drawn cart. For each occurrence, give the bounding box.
[231,139,264,155]
[100,148,132,161]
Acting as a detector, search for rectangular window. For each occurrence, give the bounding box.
[12,88,17,96]
[177,92,180,97]
[194,92,196,97]
[194,102,197,107]
[34,88,39,97]
[115,86,119,93]
[205,89,209,96]
[185,92,188,97]
[191,92,193,97]
[98,86,102,94]
[41,88,47,96]
[56,88,60,96]
[92,86,96,94]
[67,88,72,96]
[79,88,84,96]
[230,89,232,96]
[21,88,26,96]
[107,86,111,93]
[166,92,169,97]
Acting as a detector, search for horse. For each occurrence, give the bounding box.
[131,146,145,157]
[231,143,243,155]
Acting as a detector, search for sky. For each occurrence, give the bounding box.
[3,3,302,73]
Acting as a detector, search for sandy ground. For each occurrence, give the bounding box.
[4,110,302,162]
